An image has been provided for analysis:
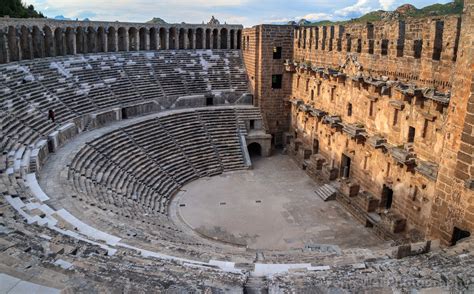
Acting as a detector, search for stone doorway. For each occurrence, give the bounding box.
[247,142,262,157]
[341,154,351,178]
[313,139,319,154]
[381,185,393,209]
[206,96,214,106]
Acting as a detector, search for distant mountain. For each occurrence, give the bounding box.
[298,19,311,26]
[54,15,91,21]
[301,0,463,26]
[54,15,71,20]
[0,0,44,18]
[147,17,167,24]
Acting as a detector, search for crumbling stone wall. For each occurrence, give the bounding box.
[292,15,461,91]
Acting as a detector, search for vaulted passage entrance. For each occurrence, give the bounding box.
[247,143,262,157]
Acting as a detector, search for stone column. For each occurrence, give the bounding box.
[0,30,7,63]
[152,29,158,50]
[233,31,238,49]
[217,29,221,49]
[191,30,196,49]
[227,31,231,49]
[165,30,169,49]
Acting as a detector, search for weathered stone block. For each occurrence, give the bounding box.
[340,180,360,197]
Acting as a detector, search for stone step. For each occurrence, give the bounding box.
[315,184,337,201]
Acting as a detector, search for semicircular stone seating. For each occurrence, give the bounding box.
[67,108,248,217]
[0,49,247,174]
[0,49,256,264]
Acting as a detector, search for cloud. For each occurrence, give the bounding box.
[335,0,377,17]
[378,0,397,10]
[24,0,453,27]
[299,13,333,21]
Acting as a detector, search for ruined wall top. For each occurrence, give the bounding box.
[0,16,243,30]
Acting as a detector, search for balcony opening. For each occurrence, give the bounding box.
[273,46,282,59]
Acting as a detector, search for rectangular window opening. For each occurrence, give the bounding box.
[381,39,389,56]
[408,126,416,143]
[273,46,282,59]
[272,74,283,89]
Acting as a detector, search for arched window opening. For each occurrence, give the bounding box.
[97,27,107,52]
[32,26,45,58]
[179,28,186,49]
[205,29,211,49]
[65,27,75,55]
[128,27,138,51]
[139,28,148,50]
[187,29,193,49]
[43,26,54,57]
[212,29,218,49]
[108,27,117,52]
[220,28,228,49]
[196,28,203,49]
[159,28,167,49]
[54,28,64,56]
[86,26,97,53]
[169,27,177,49]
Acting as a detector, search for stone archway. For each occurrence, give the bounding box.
[220,28,228,49]
[43,26,54,57]
[179,28,186,49]
[205,29,211,49]
[169,27,177,49]
[196,28,203,49]
[150,27,158,50]
[65,27,75,55]
[128,27,138,51]
[247,142,262,157]
[139,27,148,50]
[107,27,117,52]
[117,27,127,51]
[212,28,218,49]
[97,26,107,52]
[159,27,167,49]
[54,27,64,56]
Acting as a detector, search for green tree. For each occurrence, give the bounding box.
[0,0,44,18]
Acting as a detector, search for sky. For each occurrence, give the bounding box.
[25,0,452,27]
